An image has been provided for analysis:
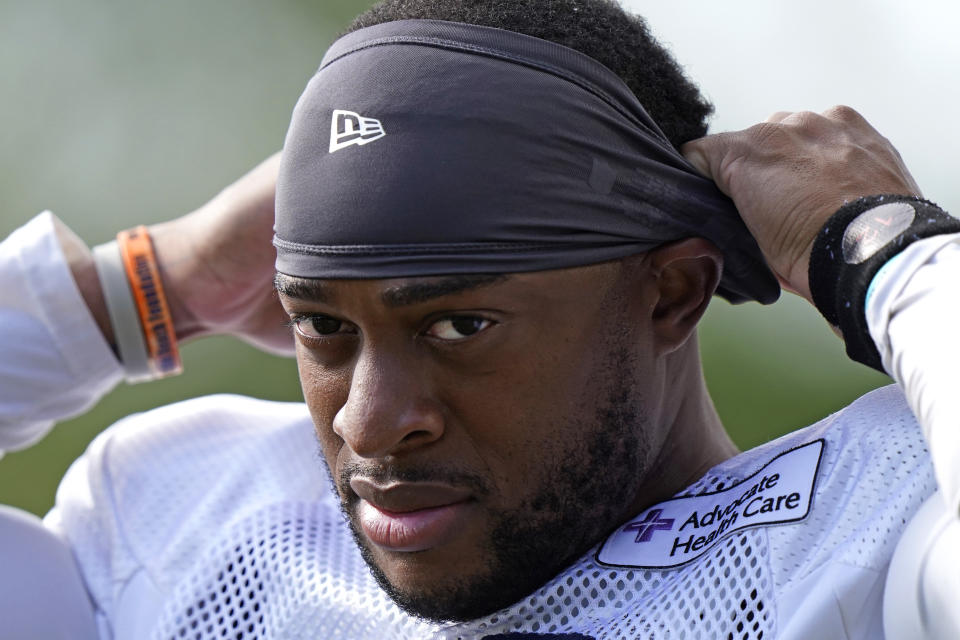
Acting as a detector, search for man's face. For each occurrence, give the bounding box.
[278,260,669,621]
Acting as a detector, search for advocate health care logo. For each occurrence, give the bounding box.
[596,439,824,569]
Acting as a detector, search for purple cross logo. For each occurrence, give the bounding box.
[624,509,674,543]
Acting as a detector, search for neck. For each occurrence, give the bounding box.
[629,337,738,514]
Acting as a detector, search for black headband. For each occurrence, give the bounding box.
[275,19,779,304]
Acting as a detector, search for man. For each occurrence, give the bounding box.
[1,1,957,638]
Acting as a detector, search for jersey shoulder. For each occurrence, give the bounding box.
[46,395,333,619]
[762,384,935,582]
[59,394,325,516]
[82,393,319,486]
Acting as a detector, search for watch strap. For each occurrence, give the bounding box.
[809,194,960,371]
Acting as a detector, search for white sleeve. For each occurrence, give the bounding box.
[866,232,960,512]
[0,212,123,454]
[866,232,960,640]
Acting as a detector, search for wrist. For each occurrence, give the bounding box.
[55,217,116,349]
[808,194,959,371]
[92,227,184,382]
[148,219,207,343]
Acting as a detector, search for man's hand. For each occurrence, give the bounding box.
[682,106,922,303]
[148,153,294,356]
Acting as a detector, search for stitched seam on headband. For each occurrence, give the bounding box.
[272,237,629,256]
[320,36,647,133]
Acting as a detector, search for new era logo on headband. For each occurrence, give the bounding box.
[329,109,386,153]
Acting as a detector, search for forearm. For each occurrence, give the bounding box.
[0,213,123,452]
[72,153,290,359]
[0,154,287,453]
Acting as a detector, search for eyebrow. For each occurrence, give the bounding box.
[274,274,333,303]
[381,274,506,306]
[274,273,507,307]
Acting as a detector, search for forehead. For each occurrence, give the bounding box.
[274,260,634,311]
[274,273,508,307]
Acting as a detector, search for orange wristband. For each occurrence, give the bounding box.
[116,226,183,378]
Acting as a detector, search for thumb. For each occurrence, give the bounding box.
[681,133,735,196]
[681,141,710,177]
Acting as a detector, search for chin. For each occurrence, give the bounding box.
[341,519,539,622]
[347,510,595,623]
[365,552,531,622]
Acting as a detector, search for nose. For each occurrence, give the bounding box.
[332,347,445,458]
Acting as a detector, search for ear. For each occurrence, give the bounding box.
[647,237,722,354]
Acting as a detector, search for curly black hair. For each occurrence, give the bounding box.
[345,0,713,148]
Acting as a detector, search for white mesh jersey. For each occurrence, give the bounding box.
[45,384,934,640]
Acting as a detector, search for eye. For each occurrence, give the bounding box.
[291,314,354,340]
[426,315,493,341]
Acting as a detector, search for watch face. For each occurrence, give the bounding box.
[842,201,916,264]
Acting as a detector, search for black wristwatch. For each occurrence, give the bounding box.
[808,194,960,372]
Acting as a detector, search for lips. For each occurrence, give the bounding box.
[350,478,477,552]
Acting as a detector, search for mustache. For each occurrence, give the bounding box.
[337,461,492,498]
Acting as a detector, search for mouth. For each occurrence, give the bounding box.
[350,478,478,552]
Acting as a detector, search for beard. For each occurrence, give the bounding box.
[332,338,654,623]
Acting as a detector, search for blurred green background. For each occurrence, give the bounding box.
[6,0,950,516]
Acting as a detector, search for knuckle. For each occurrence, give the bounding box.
[823,104,862,122]
[765,110,793,124]
[786,110,822,129]
[753,111,824,138]
[747,121,779,139]
[746,121,790,148]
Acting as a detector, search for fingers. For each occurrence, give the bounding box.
[681,105,876,192]
[219,151,281,215]
[766,105,869,127]
[247,151,282,185]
